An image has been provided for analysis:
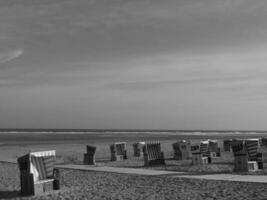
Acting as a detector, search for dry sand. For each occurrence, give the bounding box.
[1,162,267,200]
[1,132,266,199]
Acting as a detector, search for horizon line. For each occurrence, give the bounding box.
[0,128,266,133]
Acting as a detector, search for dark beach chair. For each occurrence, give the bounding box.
[192,152,208,165]
[172,140,191,160]
[84,145,96,165]
[200,140,221,160]
[132,142,145,157]
[223,139,233,152]
[110,142,127,161]
[17,150,59,196]
[143,141,165,166]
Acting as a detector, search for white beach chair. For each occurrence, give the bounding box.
[17,150,59,196]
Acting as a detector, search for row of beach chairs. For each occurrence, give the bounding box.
[17,141,165,196]
[17,137,267,196]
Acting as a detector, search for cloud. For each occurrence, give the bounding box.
[0,49,23,64]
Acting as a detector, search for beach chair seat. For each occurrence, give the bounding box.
[18,150,59,196]
[110,142,127,161]
[84,145,96,165]
[143,142,165,166]
[248,161,258,172]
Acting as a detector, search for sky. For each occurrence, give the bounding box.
[1,0,267,130]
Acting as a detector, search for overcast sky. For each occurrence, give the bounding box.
[1,0,267,130]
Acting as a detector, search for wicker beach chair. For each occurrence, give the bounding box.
[17,150,59,196]
[245,139,260,161]
[231,139,245,153]
[234,152,249,172]
[143,141,165,166]
[172,140,191,160]
[257,147,267,171]
[233,139,262,172]
[200,140,221,158]
[110,142,127,161]
[132,142,145,157]
[84,145,96,165]
[192,152,208,165]
[223,139,233,152]
[261,138,267,147]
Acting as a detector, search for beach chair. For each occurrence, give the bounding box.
[256,147,267,170]
[261,137,267,147]
[223,139,233,152]
[200,140,221,159]
[110,142,127,161]
[143,141,165,166]
[172,140,191,160]
[245,139,260,161]
[17,150,59,196]
[84,145,96,165]
[234,152,248,172]
[231,139,245,153]
[192,152,208,165]
[191,144,200,153]
[132,142,145,157]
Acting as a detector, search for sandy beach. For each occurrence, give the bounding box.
[0,132,267,199]
[1,161,267,200]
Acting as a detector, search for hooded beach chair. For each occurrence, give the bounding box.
[233,139,261,172]
[200,139,220,158]
[172,140,191,160]
[143,141,165,166]
[245,139,260,161]
[223,139,233,152]
[192,152,208,165]
[17,150,59,196]
[84,145,96,165]
[132,142,145,157]
[261,137,267,147]
[110,142,127,161]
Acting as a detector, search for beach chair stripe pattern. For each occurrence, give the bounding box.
[144,141,165,166]
[147,143,160,160]
[43,156,55,178]
[18,150,58,196]
[245,140,259,160]
[200,142,209,156]
[31,156,47,181]
[29,150,56,181]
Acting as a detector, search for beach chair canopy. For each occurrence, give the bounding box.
[18,150,56,182]
[145,142,162,160]
[245,139,260,160]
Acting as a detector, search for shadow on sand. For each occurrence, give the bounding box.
[0,191,20,199]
